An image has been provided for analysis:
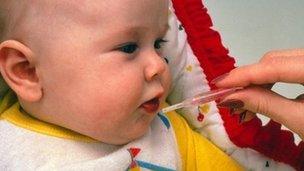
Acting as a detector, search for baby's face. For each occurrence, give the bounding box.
[31,0,170,144]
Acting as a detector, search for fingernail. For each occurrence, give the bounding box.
[239,111,247,124]
[217,99,244,109]
[234,108,245,115]
[211,73,229,84]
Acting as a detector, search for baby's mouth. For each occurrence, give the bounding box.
[140,98,160,113]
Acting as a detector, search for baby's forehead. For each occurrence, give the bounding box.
[13,0,167,25]
[3,0,168,44]
[6,0,168,22]
[32,1,108,22]
[27,1,153,28]
[5,0,107,22]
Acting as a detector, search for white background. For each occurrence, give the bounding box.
[204,0,303,142]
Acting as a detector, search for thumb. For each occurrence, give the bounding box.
[219,86,304,138]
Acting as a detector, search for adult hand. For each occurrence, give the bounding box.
[213,49,304,139]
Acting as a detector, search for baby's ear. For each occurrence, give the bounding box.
[0,40,42,102]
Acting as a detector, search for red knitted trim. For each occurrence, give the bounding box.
[220,108,304,170]
[172,0,304,170]
[171,0,235,86]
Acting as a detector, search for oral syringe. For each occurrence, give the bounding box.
[161,87,242,113]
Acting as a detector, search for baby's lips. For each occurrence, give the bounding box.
[140,98,160,113]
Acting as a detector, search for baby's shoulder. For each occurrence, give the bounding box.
[0,119,30,148]
[0,120,106,169]
[0,120,41,169]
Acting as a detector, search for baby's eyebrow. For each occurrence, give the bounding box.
[116,24,169,38]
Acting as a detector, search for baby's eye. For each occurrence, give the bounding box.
[154,39,168,49]
[117,43,138,54]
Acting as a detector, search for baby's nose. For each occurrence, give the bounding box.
[144,51,167,82]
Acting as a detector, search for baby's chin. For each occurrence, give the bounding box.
[97,121,152,145]
[97,132,148,146]
[91,110,157,145]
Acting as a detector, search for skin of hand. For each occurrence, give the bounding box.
[213,49,304,139]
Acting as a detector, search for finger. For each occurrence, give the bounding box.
[243,111,256,122]
[213,49,304,87]
[229,108,256,123]
[232,108,245,115]
[221,86,304,138]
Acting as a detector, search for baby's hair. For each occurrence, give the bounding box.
[0,3,7,41]
[0,1,10,97]
[0,11,5,41]
[0,0,11,42]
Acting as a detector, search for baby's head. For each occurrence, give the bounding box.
[0,0,171,145]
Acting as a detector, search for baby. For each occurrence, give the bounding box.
[0,0,242,170]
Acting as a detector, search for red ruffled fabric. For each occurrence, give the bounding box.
[172,0,304,170]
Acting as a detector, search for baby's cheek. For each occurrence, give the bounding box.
[163,70,172,95]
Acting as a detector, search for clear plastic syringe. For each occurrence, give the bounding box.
[161,87,242,113]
